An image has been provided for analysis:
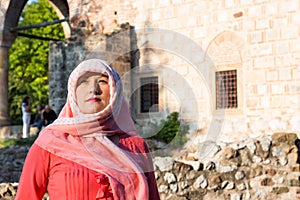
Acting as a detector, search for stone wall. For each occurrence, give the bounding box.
[0,132,298,199]
[48,23,135,114]
[153,132,300,200]
[59,0,300,143]
[48,39,85,113]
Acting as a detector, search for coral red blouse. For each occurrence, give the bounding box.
[15,134,160,200]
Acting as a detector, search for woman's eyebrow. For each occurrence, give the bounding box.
[100,73,109,78]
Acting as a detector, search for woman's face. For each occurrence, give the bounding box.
[75,72,110,114]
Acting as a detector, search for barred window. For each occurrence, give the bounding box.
[140,77,159,113]
[216,70,238,109]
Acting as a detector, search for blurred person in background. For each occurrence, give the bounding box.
[21,96,31,138]
[42,104,57,126]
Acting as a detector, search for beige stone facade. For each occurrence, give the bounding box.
[64,0,300,143]
[0,0,299,143]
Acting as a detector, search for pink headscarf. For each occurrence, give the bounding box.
[35,59,149,200]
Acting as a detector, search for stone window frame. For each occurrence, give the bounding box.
[213,64,244,115]
[206,31,245,115]
[133,68,164,119]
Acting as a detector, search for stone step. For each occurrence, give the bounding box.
[0,125,38,139]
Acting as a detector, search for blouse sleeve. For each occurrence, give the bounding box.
[15,143,50,200]
[141,141,160,200]
[120,136,160,200]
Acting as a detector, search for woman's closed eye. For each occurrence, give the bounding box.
[98,79,108,84]
[78,78,88,85]
[81,79,88,84]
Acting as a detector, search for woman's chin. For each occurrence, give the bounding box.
[81,105,104,114]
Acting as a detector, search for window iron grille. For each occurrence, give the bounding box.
[140,77,159,113]
[216,70,238,109]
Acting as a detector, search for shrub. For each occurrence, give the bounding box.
[150,112,189,147]
[0,137,35,148]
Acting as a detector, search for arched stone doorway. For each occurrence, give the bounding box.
[0,0,70,126]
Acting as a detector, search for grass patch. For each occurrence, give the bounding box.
[0,137,35,148]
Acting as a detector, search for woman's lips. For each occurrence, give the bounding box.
[87,98,101,102]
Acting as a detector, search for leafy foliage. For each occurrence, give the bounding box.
[151,112,189,147]
[0,137,35,149]
[9,0,64,124]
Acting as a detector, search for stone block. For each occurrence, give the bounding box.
[291,39,300,52]
[193,174,207,189]
[261,177,274,186]
[265,168,276,176]
[247,4,261,16]
[251,43,273,57]
[175,159,202,171]
[288,179,300,187]
[280,0,299,12]
[221,180,234,190]
[265,29,281,41]
[275,42,289,54]
[281,26,298,40]
[290,165,300,172]
[207,175,222,190]
[237,182,246,191]
[255,19,270,30]
[154,157,175,172]
[272,132,298,145]
[249,164,263,178]
[271,187,289,195]
[279,68,292,81]
[287,153,300,163]
[164,172,177,184]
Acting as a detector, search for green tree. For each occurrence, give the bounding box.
[9,0,64,124]
[150,112,189,147]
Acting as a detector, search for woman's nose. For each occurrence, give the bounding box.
[93,81,102,95]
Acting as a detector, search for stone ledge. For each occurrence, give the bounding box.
[0,125,38,139]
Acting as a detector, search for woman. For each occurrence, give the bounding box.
[16,59,160,200]
[33,104,43,134]
[21,96,31,138]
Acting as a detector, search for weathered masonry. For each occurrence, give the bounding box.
[0,0,299,144]
[0,0,299,199]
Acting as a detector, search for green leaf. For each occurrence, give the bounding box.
[9,0,65,124]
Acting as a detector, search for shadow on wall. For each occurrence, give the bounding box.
[296,138,300,183]
[296,138,300,164]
